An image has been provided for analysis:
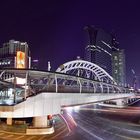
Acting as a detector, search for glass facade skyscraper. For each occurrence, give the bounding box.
[85,25,126,85]
[85,26,113,75]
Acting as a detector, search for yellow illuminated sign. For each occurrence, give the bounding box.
[16,51,25,68]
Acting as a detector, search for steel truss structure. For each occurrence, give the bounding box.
[0,68,129,105]
[56,60,116,85]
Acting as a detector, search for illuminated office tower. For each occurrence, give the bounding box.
[112,49,126,86]
[85,26,113,75]
[0,40,31,69]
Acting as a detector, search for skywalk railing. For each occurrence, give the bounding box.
[0,69,131,105]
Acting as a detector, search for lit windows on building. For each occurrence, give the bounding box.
[112,50,126,86]
[0,40,30,69]
[114,56,118,60]
[85,26,114,75]
[0,40,31,80]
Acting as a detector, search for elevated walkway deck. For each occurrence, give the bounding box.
[0,92,135,118]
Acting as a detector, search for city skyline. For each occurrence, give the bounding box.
[0,1,139,139]
[0,0,139,85]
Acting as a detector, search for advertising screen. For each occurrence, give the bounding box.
[16,51,25,68]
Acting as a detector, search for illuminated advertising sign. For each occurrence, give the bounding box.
[16,51,25,68]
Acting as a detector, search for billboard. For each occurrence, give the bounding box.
[16,51,25,68]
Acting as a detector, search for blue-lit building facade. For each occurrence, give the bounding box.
[85,26,113,75]
[85,26,126,85]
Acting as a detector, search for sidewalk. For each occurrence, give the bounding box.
[0,122,27,134]
[0,115,68,136]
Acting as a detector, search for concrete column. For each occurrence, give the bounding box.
[126,99,129,104]
[116,99,127,106]
[100,84,103,93]
[106,84,109,93]
[33,116,48,128]
[55,74,58,93]
[93,83,96,93]
[7,118,12,125]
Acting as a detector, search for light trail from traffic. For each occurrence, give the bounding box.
[62,100,140,140]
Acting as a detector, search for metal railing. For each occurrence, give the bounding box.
[0,69,131,105]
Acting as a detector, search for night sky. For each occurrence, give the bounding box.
[0,0,140,85]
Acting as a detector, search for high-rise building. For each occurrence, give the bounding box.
[112,49,126,86]
[85,26,113,75]
[0,40,31,69]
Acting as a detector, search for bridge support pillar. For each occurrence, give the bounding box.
[6,118,12,125]
[27,116,54,134]
[33,116,48,128]
[116,99,127,106]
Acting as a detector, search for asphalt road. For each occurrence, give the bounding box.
[1,100,140,140]
[62,101,140,140]
[0,115,69,140]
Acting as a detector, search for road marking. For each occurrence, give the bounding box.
[0,133,4,135]
[56,123,65,130]
[26,136,37,140]
[49,127,67,140]
[56,125,65,132]
[78,124,103,140]
[38,135,47,140]
[116,134,140,140]
[4,134,14,138]
[15,135,26,140]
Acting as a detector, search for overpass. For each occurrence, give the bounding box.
[0,92,134,118]
[0,60,136,132]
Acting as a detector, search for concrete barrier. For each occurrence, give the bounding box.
[26,127,54,135]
